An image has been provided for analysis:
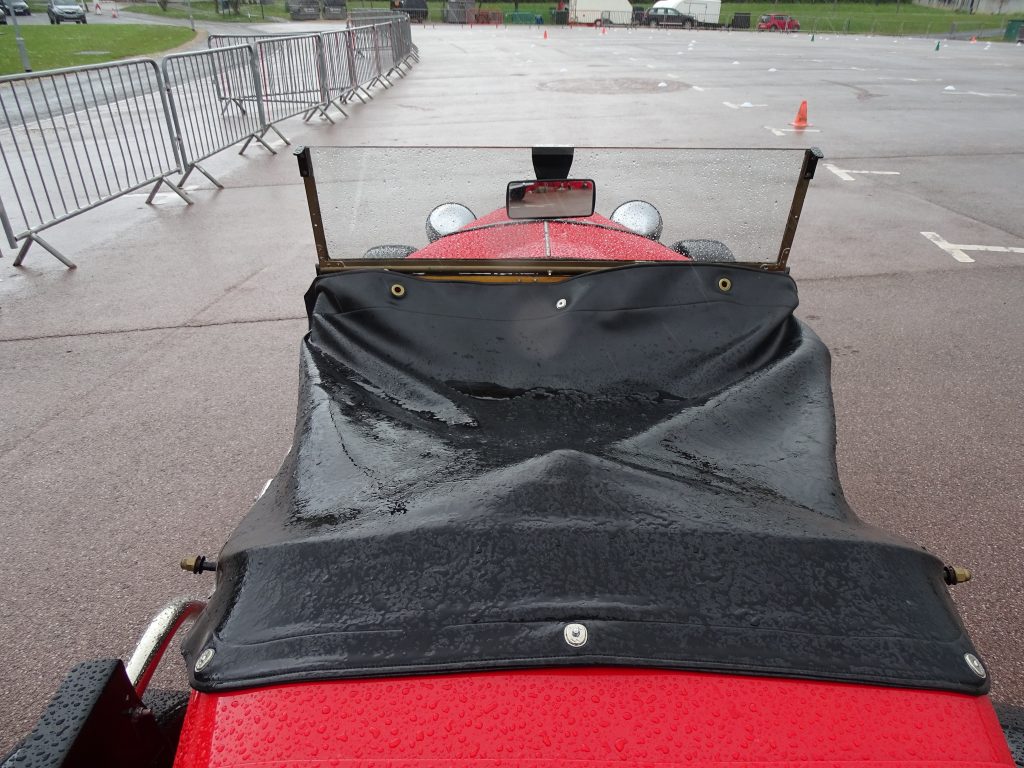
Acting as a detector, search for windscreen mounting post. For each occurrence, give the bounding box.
[295,146,331,272]
[776,147,823,270]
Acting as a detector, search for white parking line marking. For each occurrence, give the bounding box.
[723,101,766,109]
[942,91,1017,97]
[765,125,821,136]
[921,231,1024,263]
[692,85,705,91]
[824,163,900,181]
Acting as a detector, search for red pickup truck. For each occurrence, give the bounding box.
[758,13,800,30]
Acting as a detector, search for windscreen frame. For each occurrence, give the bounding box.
[295,146,822,276]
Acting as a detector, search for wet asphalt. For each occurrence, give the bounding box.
[0,23,1022,752]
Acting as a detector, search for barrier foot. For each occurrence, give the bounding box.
[303,105,335,124]
[146,176,193,205]
[240,130,278,156]
[267,124,291,146]
[357,86,374,101]
[220,98,248,117]
[13,233,77,269]
[181,163,224,190]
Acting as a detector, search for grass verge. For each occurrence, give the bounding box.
[343,0,1011,33]
[0,24,196,74]
[122,1,290,22]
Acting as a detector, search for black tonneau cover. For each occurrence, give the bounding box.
[183,264,986,694]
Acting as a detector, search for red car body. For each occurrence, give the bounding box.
[173,670,1014,767]
[417,209,684,261]
[758,13,800,31]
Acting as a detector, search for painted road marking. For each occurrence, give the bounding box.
[692,85,705,92]
[765,125,821,136]
[942,91,1017,97]
[921,231,1024,263]
[824,163,900,182]
[723,101,766,109]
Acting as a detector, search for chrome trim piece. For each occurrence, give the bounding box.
[126,597,206,696]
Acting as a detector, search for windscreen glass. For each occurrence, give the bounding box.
[306,147,804,267]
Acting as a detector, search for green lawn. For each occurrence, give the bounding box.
[0,24,195,74]
[122,0,291,22]
[719,2,1012,35]
[345,0,1012,33]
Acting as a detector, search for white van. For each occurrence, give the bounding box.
[569,0,633,25]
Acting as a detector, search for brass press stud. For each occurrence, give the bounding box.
[718,277,733,293]
[390,283,406,299]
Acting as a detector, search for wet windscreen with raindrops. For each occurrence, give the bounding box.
[306,147,803,266]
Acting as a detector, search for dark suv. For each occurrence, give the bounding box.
[397,0,427,22]
[644,7,696,27]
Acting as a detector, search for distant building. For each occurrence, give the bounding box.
[915,0,1024,13]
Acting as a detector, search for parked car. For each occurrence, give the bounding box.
[0,10,6,21]
[758,13,799,30]
[0,0,32,15]
[398,0,427,22]
[644,6,696,27]
[47,0,87,22]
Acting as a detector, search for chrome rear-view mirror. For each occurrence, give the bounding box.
[506,179,596,220]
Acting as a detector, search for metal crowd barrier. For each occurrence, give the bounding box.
[0,16,417,268]
[162,44,276,189]
[0,60,186,268]
[254,34,334,125]
[348,8,404,24]
[319,30,362,113]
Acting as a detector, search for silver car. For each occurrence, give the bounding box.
[47,0,87,23]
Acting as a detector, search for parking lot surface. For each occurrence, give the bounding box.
[0,24,1022,752]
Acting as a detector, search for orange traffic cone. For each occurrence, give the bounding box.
[969,35,977,42]
[94,2,102,13]
[790,100,810,128]
[111,2,118,15]
[543,29,548,39]
[601,26,607,34]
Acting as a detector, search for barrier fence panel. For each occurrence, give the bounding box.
[373,24,398,84]
[349,25,386,91]
[0,59,186,268]
[162,45,276,189]
[381,19,416,78]
[254,34,333,125]
[211,33,333,134]
[348,8,403,24]
[397,17,421,62]
[319,30,357,114]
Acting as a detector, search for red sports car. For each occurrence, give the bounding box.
[5,146,1022,768]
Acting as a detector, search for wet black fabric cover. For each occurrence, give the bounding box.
[183,264,986,694]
